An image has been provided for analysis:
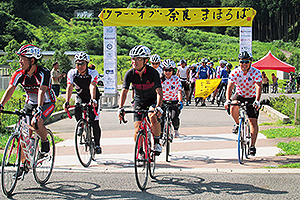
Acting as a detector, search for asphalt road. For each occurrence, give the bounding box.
[1,171,299,199]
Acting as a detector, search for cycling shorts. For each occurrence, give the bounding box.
[133,99,156,122]
[232,94,259,119]
[181,80,190,91]
[24,102,55,124]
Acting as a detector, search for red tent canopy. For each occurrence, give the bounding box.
[252,51,295,73]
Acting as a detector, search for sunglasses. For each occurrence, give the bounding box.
[164,69,173,72]
[131,58,143,62]
[239,60,250,64]
[76,62,85,66]
[152,62,160,65]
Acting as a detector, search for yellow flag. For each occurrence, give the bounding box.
[195,79,222,99]
[99,8,256,27]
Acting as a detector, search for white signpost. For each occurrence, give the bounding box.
[239,26,253,54]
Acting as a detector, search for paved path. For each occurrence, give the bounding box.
[48,92,300,172]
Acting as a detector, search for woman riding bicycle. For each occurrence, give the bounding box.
[160,59,183,138]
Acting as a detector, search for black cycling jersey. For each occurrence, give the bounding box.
[123,65,161,104]
[67,68,101,102]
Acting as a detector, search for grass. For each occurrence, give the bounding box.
[277,141,300,156]
[260,127,300,138]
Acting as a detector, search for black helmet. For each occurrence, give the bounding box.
[238,51,253,60]
[226,63,233,70]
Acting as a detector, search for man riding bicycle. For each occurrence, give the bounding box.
[117,45,163,154]
[160,59,183,138]
[224,51,262,156]
[63,52,102,154]
[0,44,56,177]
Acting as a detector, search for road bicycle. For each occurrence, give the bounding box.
[161,101,179,162]
[228,102,251,164]
[67,103,99,167]
[120,109,156,191]
[216,83,227,107]
[1,110,55,197]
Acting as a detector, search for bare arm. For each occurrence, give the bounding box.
[89,82,97,100]
[65,84,73,103]
[155,88,163,107]
[226,81,235,101]
[0,85,16,106]
[255,82,262,101]
[178,89,183,102]
[38,85,47,107]
[119,89,128,108]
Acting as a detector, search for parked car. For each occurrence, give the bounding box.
[98,74,104,86]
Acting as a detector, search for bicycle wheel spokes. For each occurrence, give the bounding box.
[134,132,148,191]
[244,120,251,159]
[33,129,55,185]
[149,151,156,179]
[75,119,92,167]
[1,135,20,196]
[166,123,172,162]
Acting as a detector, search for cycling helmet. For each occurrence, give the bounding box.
[16,44,42,60]
[191,63,197,68]
[238,51,253,60]
[161,59,176,69]
[150,54,161,63]
[201,58,209,63]
[74,52,90,63]
[210,61,214,65]
[219,60,227,65]
[129,45,151,58]
[180,59,187,64]
[226,63,233,70]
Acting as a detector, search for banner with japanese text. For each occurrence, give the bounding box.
[99,8,256,27]
[195,79,222,99]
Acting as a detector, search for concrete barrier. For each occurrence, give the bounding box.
[261,105,290,123]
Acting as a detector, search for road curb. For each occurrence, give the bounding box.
[261,105,290,123]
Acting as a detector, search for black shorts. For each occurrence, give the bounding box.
[181,81,190,91]
[232,94,259,119]
[133,99,156,122]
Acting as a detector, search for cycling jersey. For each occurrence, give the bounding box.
[196,65,212,79]
[220,68,229,84]
[155,65,164,77]
[177,66,188,79]
[67,68,101,101]
[123,65,161,104]
[229,66,262,98]
[161,75,182,101]
[9,66,56,104]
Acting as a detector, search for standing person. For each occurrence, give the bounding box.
[63,52,102,154]
[195,58,212,106]
[176,59,190,106]
[117,45,163,154]
[150,54,163,78]
[51,61,66,97]
[224,51,262,156]
[189,63,197,104]
[212,60,227,104]
[271,73,278,93]
[0,44,56,177]
[262,72,269,93]
[160,59,183,138]
[296,72,300,91]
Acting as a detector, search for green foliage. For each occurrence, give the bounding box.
[269,95,296,119]
[260,127,300,139]
[288,51,300,73]
[277,141,300,156]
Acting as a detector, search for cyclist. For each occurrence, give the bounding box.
[0,44,56,177]
[224,51,262,156]
[176,59,190,106]
[212,60,227,104]
[117,45,163,154]
[63,52,102,154]
[195,58,212,106]
[216,62,231,100]
[150,54,163,78]
[160,59,183,138]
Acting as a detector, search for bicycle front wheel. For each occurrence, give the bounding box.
[244,119,251,159]
[237,119,245,164]
[33,129,55,185]
[75,119,93,167]
[134,131,149,191]
[1,134,21,196]
[166,123,172,162]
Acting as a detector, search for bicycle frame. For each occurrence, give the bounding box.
[137,112,153,163]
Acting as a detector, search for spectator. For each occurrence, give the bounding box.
[271,73,278,93]
[262,71,269,93]
[51,61,66,97]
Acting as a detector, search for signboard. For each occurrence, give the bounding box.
[99,8,256,27]
[103,26,117,94]
[75,10,94,18]
[240,26,252,53]
[195,79,222,99]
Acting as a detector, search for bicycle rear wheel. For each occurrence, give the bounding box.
[75,119,93,167]
[134,131,149,191]
[1,134,21,196]
[237,119,245,164]
[33,129,55,185]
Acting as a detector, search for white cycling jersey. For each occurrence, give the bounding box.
[177,66,188,79]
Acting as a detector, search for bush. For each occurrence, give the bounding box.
[269,95,296,119]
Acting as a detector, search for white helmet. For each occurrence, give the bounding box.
[219,60,227,65]
[201,58,209,63]
[74,52,90,63]
[161,59,176,69]
[191,63,197,68]
[129,45,151,58]
[150,54,161,62]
